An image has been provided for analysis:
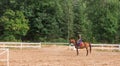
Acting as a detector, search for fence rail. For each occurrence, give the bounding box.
[0,48,9,66]
[0,42,120,50]
[91,44,120,50]
[0,42,41,48]
[41,42,120,50]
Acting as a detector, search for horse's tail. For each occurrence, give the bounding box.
[89,42,92,53]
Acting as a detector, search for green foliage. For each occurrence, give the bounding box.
[0,0,120,43]
[0,35,16,41]
[87,0,120,43]
[0,9,29,41]
[73,0,92,41]
[50,38,67,42]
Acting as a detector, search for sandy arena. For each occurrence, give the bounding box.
[0,45,120,66]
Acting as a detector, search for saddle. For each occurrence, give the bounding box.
[77,39,83,46]
[78,42,83,46]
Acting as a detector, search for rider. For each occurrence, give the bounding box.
[77,34,83,46]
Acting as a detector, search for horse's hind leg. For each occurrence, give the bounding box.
[76,47,79,55]
[86,48,88,56]
[89,43,92,53]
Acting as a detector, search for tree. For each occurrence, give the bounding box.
[22,0,59,41]
[61,0,74,40]
[73,0,92,41]
[0,9,29,41]
[87,0,119,43]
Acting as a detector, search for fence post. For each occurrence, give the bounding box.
[0,48,9,66]
[21,42,23,49]
[119,45,120,51]
[3,43,5,48]
[39,42,41,48]
[7,49,9,66]
[101,44,104,50]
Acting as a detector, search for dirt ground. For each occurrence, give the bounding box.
[0,45,120,66]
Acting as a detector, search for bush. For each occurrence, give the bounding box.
[50,38,67,42]
[0,35,17,41]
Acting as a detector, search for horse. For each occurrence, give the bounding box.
[69,38,92,56]
[69,42,76,50]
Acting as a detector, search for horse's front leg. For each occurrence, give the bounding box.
[86,48,88,56]
[76,46,79,55]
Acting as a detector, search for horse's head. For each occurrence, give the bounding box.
[69,38,76,44]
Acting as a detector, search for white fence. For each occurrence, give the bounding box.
[0,42,120,50]
[0,42,41,48]
[0,48,9,66]
[0,42,41,66]
[41,42,120,50]
[91,44,120,50]
[0,42,119,66]
[41,42,68,45]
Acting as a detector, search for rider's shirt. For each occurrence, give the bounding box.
[77,39,82,46]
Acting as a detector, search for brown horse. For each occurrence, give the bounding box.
[69,38,92,56]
